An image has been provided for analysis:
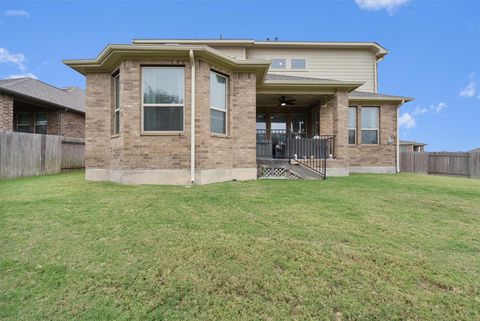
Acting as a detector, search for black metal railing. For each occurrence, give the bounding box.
[256,129,335,178]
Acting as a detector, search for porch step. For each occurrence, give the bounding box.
[289,162,324,180]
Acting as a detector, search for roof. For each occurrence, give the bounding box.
[259,73,365,94]
[468,147,480,153]
[265,74,340,82]
[349,90,414,102]
[0,78,85,113]
[132,39,389,59]
[400,140,427,146]
[63,44,271,86]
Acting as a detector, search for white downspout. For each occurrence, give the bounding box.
[396,100,404,173]
[189,50,196,183]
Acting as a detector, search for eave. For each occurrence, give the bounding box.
[132,39,389,59]
[257,80,365,95]
[63,44,271,86]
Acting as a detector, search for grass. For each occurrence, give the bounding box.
[0,172,479,321]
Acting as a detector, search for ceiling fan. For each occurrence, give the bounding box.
[278,96,296,107]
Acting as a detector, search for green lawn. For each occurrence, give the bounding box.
[0,172,479,321]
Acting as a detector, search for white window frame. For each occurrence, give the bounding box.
[361,106,380,145]
[17,112,31,132]
[348,106,357,145]
[270,58,287,70]
[34,112,47,134]
[113,72,120,135]
[290,58,307,70]
[141,66,185,134]
[210,71,228,135]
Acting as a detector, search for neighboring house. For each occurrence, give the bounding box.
[400,140,427,152]
[0,77,85,138]
[64,39,413,185]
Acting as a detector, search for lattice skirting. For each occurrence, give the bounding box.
[258,166,302,180]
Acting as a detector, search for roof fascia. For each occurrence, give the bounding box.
[63,44,270,85]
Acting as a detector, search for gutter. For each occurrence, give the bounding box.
[189,50,196,183]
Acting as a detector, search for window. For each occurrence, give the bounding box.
[113,72,120,134]
[210,71,227,134]
[291,58,306,69]
[34,112,48,134]
[142,66,184,132]
[361,107,379,144]
[17,113,31,133]
[271,59,286,69]
[348,107,357,144]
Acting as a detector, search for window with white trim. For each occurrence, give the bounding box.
[361,107,379,144]
[34,112,47,134]
[348,107,357,144]
[142,66,184,132]
[113,72,120,134]
[271,59,286,69]
[17,113,31,133]
[210,71,228,134]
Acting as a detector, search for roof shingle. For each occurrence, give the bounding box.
[0,77,85,113]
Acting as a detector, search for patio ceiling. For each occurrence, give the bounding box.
[256,93,334,108]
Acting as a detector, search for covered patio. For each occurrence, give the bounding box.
[255,74,362,178]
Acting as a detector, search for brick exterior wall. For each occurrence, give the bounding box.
[1,93,84,137]
[0,94,14,131]
[317,99,398,169]
[332,91,349,168]
[347,102,398,167]
[85,58,257,182]
[85,72,111,169]
[60,111,85,138]
[84,57,399,182]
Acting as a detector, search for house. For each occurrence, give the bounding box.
[64,39,413,185]
[0,77,85,138]
[400,140,427,152]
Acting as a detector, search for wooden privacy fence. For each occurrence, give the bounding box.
[0,131,85,179]
[400,151,480,179]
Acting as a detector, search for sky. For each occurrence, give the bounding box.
[0,0,479,151]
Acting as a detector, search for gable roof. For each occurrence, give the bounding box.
[0,78,85,113]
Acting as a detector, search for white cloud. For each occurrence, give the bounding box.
[355,0,409,14]
[6,73,37,79]
[399,112,416,129]
[0,47,37,79]
[400,102,447,130]
[5,10,30,18]
[413,106,428,115]
[459,73,478,98]
[430,102,447,113]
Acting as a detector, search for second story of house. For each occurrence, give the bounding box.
[132,39,388,93]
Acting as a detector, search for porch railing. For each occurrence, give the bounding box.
[256,129,335,178]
